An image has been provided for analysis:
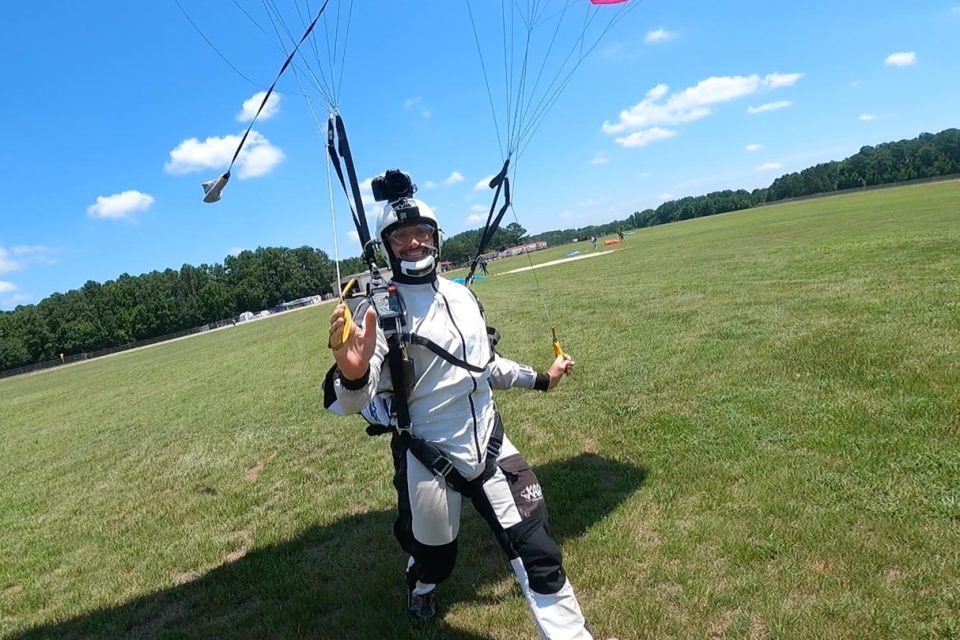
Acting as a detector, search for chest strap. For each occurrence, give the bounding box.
[401,332,493,374]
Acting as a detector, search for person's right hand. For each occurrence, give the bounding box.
[329,303,378,381]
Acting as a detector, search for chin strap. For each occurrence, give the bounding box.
[399,255,436,278]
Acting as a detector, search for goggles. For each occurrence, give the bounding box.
[386,223,434,245]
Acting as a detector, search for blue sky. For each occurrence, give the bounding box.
[1,1,958,310]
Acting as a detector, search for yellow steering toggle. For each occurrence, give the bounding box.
[551,326,565,359]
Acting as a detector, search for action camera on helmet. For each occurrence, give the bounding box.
[372,169,417,202]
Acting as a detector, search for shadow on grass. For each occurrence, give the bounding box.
[10,453,645,640]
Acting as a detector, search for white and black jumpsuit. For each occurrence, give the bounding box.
[324,274,592,640]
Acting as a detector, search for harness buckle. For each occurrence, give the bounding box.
[435,459,453,478]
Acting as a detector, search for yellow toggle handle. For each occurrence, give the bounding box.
[332,278,357,351]
[551,326,565,359]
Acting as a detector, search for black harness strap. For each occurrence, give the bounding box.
[370,414,504,495]
[384,333,412,431]
[326,113,376,266]
[401,333,492,373]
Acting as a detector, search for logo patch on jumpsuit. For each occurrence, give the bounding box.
[520,483,543,503]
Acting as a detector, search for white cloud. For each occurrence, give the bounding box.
[602,72,802,135]
[0,245,57,276]
[591,152,610,165]
[614,127,677,148]
[658,193,674,202]
[236,91,281,122]
[859,113,877,121]
[764,72,803,88]
[424,181,437,189]
[474,175,495,191]
[347,230,360,243]
[747,100,792,114]
[242,143,285,178]
[645,83,669,101]
[228,247,244,257]
[404,96,431,118]
[885,52,916,67]
[579,197,609,208]
[444,171,464,186]
[601,42,627,60]
[756,162,783,171]
[0,248,21,274]
[11,245,53,257]
[86,190,155,220]
[165,131,285,179]
[745,144,763,152]
[468,204,490,224]
[0,280,15,293]
[358,177,376,210]
[645,28,676,44]
[639,172,650,178]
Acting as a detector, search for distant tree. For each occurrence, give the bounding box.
[503,222,527,244]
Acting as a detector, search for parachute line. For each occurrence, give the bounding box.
[465,0,505,159]
[174,0,267,90]
[467,0,639,163]
[464,0,640,356]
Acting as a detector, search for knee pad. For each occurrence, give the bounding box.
[411,538,458,585]
[515,525,566,594]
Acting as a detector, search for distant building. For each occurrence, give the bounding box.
[332,268,394,298]
[277,295,322,311]
[498,241,547,258]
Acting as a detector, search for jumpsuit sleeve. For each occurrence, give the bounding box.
[330,320,389,415]
[487,352,550,391]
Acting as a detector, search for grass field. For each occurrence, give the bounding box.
[1,181,958,639]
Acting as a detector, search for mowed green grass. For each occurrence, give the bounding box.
[1,181,958,639]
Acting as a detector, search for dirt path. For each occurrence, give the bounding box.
[496,249,615,276]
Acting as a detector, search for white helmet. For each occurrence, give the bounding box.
[376,197,443,280]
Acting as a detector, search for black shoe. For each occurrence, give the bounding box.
[407,587,436,621]
[404,565,436,621]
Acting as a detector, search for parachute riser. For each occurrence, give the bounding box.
[325,112,380,270]
[465,157,511,287]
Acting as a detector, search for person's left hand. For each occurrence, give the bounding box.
[547,354,574,390]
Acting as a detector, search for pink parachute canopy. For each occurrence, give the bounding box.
[590,0,628,4]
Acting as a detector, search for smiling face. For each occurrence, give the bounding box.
[386,222,435,261]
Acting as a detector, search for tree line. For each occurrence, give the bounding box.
[0,247,357,371]
[2,128,958,372]
[625,129,960,229]
[440,223,527,264]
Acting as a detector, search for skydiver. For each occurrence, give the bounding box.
[323,181,592,639]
